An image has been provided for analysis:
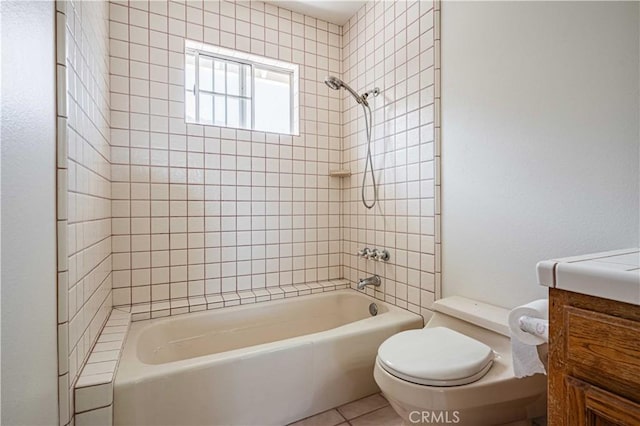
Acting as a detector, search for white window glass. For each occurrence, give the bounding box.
[185,54,196,122]
[185,46,297,135]
[214,95,225,126]
[244,66,252,96]
[227,62,240,96]
[243,99,252,129]
[199,93,213,125]
[199,57,213,92]
[214,60,225,93]
[185,91,196,123]
[227,97,240,128]
[254,67,291,134]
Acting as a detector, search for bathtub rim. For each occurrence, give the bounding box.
[115,289,424,384]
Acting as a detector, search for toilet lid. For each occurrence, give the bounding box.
[377,327,494,386]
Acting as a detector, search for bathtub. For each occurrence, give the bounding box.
[113,289,422,426]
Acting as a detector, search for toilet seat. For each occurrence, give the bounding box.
[377,326,494,387]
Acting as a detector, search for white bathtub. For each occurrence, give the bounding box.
[113,289,422,426]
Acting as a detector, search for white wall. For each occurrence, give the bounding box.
[441,1,640,308]
[1,1,59,423]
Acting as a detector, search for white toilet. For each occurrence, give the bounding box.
[374,296,547,426]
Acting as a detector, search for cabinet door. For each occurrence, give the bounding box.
[566,377,640,426]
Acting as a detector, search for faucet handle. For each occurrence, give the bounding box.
[357,247,371,257]
[373,249,390,262]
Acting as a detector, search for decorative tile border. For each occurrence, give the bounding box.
[74,309,132,426]
[124,279,350,321]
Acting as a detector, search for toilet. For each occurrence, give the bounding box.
[374,296,547,426]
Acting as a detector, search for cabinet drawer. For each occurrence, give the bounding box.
[565,307,640,399]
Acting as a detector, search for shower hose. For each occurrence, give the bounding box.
[361,102,376,209]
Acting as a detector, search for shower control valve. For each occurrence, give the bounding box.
[357,247,390,262]
[372,249,391,262]
[357,247,371,258]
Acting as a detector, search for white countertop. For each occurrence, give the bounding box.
[537,248,640,305]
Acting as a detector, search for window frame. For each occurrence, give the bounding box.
[185,47,296,135]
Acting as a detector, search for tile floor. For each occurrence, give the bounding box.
[289,393,402,426]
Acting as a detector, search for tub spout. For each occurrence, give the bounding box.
[357,275,381,290]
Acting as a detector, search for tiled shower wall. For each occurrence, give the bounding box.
[55,0,112,424]
[108,0,346,318]
[341,0,441,317]
[106,0,441,318]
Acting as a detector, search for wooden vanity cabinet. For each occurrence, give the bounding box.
[549,288,640,426]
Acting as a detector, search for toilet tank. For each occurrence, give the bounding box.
[429,296,511,338]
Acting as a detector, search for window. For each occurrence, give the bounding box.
[185,40,299,135]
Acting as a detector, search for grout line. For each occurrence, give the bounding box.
[336,408,348,422]
[346,404,392,424]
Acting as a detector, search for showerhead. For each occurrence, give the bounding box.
[324,75,365,105]
[324,76,342,91]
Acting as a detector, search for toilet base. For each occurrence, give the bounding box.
[383,390,544,425]
[374,358,547,426]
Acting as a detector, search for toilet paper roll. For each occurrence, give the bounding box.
[508,299,548,345]
[509,299,549,378]
[518,316,549,342]
[511,339,546,378]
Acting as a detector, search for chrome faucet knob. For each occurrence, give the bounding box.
[357,247,370,257]
[370,248,379,260]
[377,249,390,262]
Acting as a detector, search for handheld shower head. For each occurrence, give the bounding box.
[324,76,342,91]
[323,75,381,209]
[324,75,365,105]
